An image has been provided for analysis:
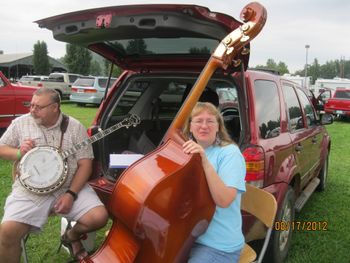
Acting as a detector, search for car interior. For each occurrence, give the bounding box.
[96,75,242,181]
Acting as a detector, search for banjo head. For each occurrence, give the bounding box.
[18,146,68,195]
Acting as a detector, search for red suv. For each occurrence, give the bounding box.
[38,4,332,262]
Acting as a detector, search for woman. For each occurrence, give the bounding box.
[182,102,246,263]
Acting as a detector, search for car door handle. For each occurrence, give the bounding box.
[312,136,317,144]
[295,143,303,152]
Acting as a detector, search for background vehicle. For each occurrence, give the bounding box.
[0,71,38,133]
[37,4,332,262]
[41,72,82,99]
[324,88,350,118]
[18,75,48,87]
[70,76,117,106]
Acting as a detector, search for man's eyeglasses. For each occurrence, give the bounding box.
[191,119,218,127]
[30,102,56,111]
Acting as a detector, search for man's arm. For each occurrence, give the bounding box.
[0,145,18,161]
[68,158,93,194]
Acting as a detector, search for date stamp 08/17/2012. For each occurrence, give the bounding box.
[274,221,328,231]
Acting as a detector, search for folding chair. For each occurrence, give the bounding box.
[238,184,277,263]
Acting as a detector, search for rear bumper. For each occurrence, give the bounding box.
[325,109,350,116]
[70,94,102,104]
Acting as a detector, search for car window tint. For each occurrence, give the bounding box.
[108,38,218,56]
[159,82,187,118]
[98,78,108,88]
[112,81,150,116]
[49,74,64,82]
[69,75,80,83]
[254,80,281,139]
[295,87,317,127]
[283,84,304,132]
[334,90,350,99]
[74,78,95,86]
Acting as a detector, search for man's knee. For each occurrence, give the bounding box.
[0,222,28,246]
[79,205,108,229]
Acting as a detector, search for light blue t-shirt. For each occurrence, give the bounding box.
[196,144,246,253]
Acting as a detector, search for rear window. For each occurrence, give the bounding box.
[74,78,95,87]
[107,38,218,56]
[334,90,350,99]
[98,78,116,89]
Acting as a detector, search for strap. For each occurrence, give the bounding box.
[59,114,69,149]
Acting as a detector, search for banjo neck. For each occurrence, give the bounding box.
[61,114,140,159]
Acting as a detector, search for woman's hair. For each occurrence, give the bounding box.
[183,102,235,146]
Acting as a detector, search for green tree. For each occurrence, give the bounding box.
[254,58,289,74]
[104,59,122,77]
[64,44,92,75]
[33,41,50,75]
[126,39,148,55]
[90,60,102,76]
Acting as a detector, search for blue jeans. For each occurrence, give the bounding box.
[188,243,241,263]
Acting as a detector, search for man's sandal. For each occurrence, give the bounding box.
[58,230,88,262]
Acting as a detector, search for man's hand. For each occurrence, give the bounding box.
[53,193,74,214]
[19,139,35,156]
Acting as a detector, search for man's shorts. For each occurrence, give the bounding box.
[2,184,104,233]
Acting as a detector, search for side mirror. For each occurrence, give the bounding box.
[320,113,333,125]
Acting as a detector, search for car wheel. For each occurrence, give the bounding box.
[267,187,295,263]
[317,154,329,191]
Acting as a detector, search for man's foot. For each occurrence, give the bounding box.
[60,229,88,260]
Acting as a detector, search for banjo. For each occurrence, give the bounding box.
[17,114,141,195]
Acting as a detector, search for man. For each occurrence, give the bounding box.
[0,88,108,262]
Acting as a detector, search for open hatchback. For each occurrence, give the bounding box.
[34,3,315,263]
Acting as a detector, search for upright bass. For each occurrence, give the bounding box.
[83,2,267,262]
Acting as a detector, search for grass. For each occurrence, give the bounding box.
[285,118,350,263]
[0,102,349,262]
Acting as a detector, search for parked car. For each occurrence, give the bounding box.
[37,3,332,262]
[70,76,117,106]
[0,71,38,132]
[18,75,48,87]
[323,88,350,118]
[40,72,82,99]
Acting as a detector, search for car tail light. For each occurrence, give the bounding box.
[242,146,265,187]
[85,89,97,93]
[37,83,43,87]
[71,87,78,92]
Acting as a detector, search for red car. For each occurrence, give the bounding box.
[0,71,38,132]
[324,88,350,118]
[37,3,333,262]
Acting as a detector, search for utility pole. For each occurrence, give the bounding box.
[304,44,310,88]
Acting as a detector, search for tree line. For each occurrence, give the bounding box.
[33,40,350,82]
[253,58,350,84]
[33,41,121,77]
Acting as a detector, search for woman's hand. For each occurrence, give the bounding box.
[182,140,205,157]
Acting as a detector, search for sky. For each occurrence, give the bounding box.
[1,0,349,73]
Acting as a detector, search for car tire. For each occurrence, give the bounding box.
[317,154,329,191]
[266,186,295,263]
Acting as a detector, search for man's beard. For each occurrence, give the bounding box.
[31,114,42,125]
